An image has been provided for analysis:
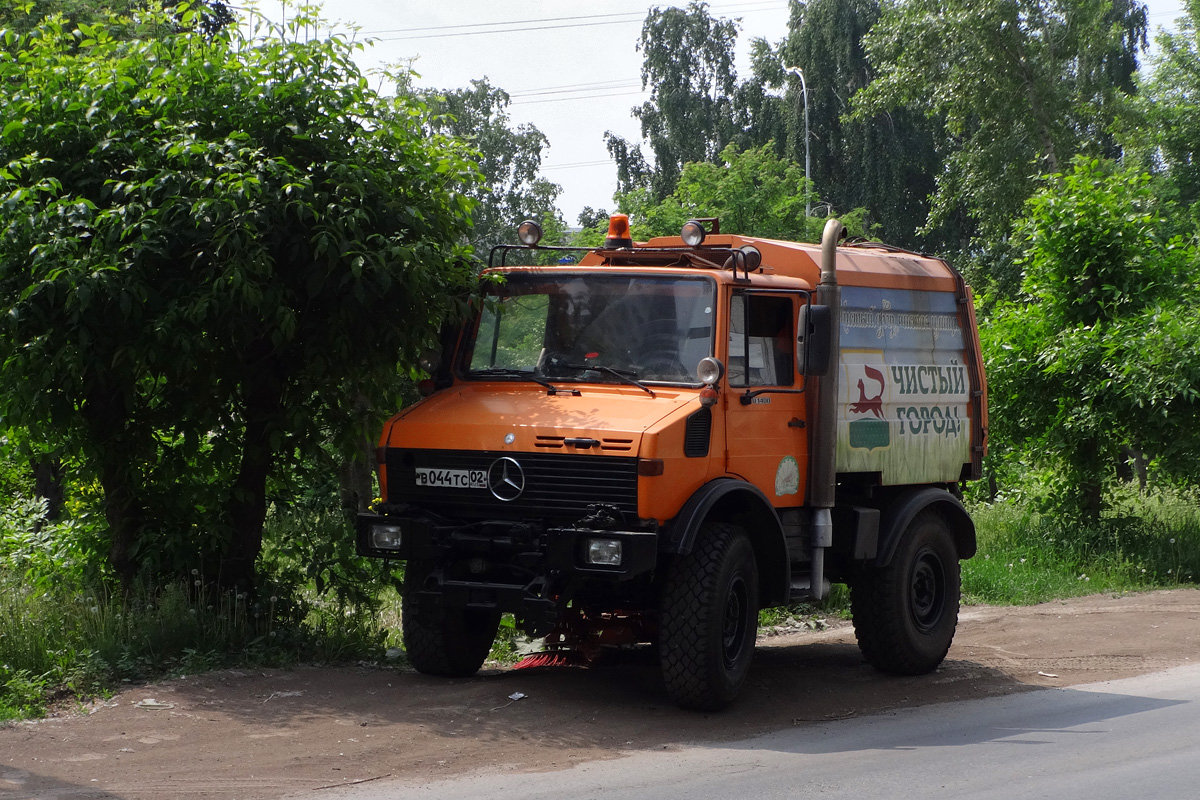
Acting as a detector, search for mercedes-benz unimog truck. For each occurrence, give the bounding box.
[357,215,988,710]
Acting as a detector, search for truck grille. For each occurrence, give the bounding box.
[385,449,639,521]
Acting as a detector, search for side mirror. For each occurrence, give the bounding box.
[796,304,832,376]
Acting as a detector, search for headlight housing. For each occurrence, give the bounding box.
[369,523,403,550]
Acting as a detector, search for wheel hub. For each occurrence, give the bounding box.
[910,548,945,633]
[722,576,749,668]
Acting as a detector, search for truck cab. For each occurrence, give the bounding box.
[357,215,988,710]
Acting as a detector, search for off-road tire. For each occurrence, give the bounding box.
[659,522,759,711]
[851,511,960,675]
[401,562,500,678]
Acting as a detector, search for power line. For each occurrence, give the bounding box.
[541,160,614,171]
[373,18,638,42]
[354,1,787,42]
[357,10,645,37]
[511,89,649,106]
[509,80,640,99]
[357,1,785,36]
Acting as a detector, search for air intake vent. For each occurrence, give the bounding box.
[535,436,565,449]
[601,437,633,452]
[684,408,712,458]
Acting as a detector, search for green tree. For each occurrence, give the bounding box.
[0,6,478,589]
[576,206,610,230]
[1123,0,1200,216]
[616,142,869,242]
[982,157,1198,520]
[423,78,562,255]
[1,0,233,35]
[606,2,740,200]
[854,0,1148,242]
[727,37,790,159]
[775,0,941,249]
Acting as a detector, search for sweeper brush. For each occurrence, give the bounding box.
[511,650,592,670]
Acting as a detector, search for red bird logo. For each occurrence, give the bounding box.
[850,365,886,419]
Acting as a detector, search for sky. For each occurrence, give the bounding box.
[257,0,1188,226]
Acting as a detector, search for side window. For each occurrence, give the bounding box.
[469,295,549,371]
[728,294,795,387]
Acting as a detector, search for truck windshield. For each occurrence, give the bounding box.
[462,273,716,385]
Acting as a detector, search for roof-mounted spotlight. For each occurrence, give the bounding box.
[517,220,543,247]
[739,245,762,271]
[604,214,634,248]
[681,219,706,247]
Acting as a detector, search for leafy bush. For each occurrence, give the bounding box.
[0,499,392,719]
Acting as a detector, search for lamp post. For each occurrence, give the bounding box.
[782,65,811,217]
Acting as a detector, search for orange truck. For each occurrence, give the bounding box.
[356,215,987,710]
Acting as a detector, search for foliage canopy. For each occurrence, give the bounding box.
[0,5,479,587]
[608,142,868,243]
[982,157,1199,518]
[423,78,563,255]
[854,0,1147,241]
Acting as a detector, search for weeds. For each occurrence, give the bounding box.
[963,486,1200,604]
[0,502,388,720]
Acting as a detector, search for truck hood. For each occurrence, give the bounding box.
[384,381,699,455]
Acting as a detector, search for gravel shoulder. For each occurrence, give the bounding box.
[2,589,1198,800]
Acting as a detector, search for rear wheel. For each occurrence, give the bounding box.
[401,562,501,678]
[851,511,960,674]
[659,522,759,711]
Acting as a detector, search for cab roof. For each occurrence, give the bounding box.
[639,233,960,292]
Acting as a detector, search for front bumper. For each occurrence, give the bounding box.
[356,512,658,622]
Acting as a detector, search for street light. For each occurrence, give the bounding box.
[782,64,811,217]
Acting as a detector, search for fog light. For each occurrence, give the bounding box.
[585,538,623,567]
[370,523,403,550]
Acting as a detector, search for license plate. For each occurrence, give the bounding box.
[415,467,486,489]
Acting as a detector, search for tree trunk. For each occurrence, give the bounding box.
[31,453,64,524]
[338,391,376,514]
[81,382,145,592]
[100,459,144,591]
[1074,437,1105,525]
[219,363,285,593]
[1118,445,1149,493]
[338,435,375,514]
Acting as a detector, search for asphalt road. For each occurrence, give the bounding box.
[313,663,1200,800]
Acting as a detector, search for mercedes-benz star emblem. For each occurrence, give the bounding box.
[487,456,525,502]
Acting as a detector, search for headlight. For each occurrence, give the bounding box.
[370,523,403,550]
[585,538,623,567]
[696,356,724,385]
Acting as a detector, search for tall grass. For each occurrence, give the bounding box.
[963,486,1200,604]
[0,503,388,722]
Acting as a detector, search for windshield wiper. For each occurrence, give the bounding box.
[467,368,580,396]
[562,363,655,397]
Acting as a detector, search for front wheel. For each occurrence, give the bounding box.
[851,511,960,675]
[659,522,759,711]
[401,562,501,678]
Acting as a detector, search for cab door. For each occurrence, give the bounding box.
[722,290,809,507]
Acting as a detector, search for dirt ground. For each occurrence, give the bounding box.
[2,588,1198,800]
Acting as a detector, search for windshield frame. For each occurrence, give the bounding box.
[456,270,718,389]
